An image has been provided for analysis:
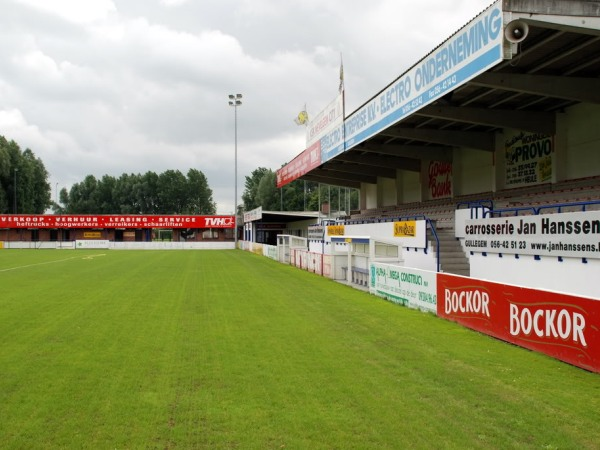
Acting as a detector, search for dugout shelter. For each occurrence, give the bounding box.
[242,207,320,245]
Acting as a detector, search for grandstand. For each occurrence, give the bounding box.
[271,0,600,373]
[275,0,600,294]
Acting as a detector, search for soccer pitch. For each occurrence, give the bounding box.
[1,249,599,449]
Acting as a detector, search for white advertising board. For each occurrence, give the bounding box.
[344,1,503,149]
[369,263,437,313]
[76,240,110,249]
[464,210,600,259]
[307,93,344,145]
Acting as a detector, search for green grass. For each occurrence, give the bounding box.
[0,249,599,449]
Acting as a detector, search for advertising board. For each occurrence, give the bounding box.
[370,263,437,312]
[0,215,235,229]
[276,141,321,188]
[437,273,600,373]
[463,210,600,259]
[344,1,503,149]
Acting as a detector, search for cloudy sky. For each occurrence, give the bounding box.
[0,0,493,214]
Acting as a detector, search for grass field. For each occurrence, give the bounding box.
[0,249,599,449]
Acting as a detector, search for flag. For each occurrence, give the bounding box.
[294,108,308,126]
[338,53,344,93]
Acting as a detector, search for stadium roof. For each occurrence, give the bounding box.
[299,0,600,188]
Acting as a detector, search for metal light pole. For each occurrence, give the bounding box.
[13,168,18,214]
[228,93,242,247]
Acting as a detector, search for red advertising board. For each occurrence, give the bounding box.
[276,141,321,188]
[437,273,600,373]
[0,215,235,229]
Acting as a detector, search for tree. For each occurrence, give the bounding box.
[156,170,186,213]
[255,170,279,210]
[137,171,160,214]
[185,168,216,214]
[240,162,361,214]
[0,136,52,214]
[67,175,99,213]
[113,173,138,213]
[59,168,217,215]
[242,167,270,211]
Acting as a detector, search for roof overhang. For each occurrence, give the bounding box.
[291,0,600,188]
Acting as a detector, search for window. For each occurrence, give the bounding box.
[202,229,219,239]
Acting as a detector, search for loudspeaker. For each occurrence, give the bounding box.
[504,21,529,43]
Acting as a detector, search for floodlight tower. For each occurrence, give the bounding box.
[228,93,242,246]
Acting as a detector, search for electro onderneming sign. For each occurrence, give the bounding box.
[344,1,503,149]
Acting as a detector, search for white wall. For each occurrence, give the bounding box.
[469,252,600,299]
[363,182,378,209]
[378,177,397,206]
[453,147,495,195]
[565,103,600,179]
[399,170,421,203]
[286,218,320,237]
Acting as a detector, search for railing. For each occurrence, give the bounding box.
[485,199,600,218]
[340,214,441,272]
[456,199,494,212]
[484,206,537,218]
[536,199,600,214]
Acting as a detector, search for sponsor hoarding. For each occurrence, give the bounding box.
[307,93,344,146]
[344,1,503,149]
[320,123,345,164]
[505,131,553,187]
[463,210,600,259]
[276,141,321,188]
[393,220,427,248]
[370,263,437,312]
[243,207,263,223]
[0,215,235,229]
[427,161,452,199]
[437,273,600,373]
[327,225,345,237]
[76,240,110,249]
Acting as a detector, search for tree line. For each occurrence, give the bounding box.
[242,167,359,214]
[1,134,358,216]
[59,169,216,215]
[0,136,51,214]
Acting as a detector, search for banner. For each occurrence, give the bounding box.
[0,215,235,229]
[344,1,503,149]
[437,273,600,373]
[463,210,600,259]
[276,141,321,188]
[243,207,262,223]
[505,131,553,186]
[307,93,344,148]
[427,161,452,199]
